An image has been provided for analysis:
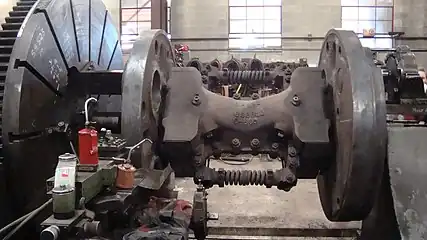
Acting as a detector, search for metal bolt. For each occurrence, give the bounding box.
[250,138,260,148]
[286,175,295,183]
[272,143,279,149]
[232,93,241,100]
[251,93,260,100]
[202,76,208,84]
[231,138,241,147]
[192,94,201,106]
[289,148,297,157]
[291,95,300,106]
[206,132,213,139]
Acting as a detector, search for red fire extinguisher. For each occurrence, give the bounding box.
[78,97,99,167]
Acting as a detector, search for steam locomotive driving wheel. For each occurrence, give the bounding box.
[317,29,387,221]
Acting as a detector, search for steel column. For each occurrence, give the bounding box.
[151,0,168,32]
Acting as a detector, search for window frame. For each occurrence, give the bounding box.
[228,0,282,49]
[120,0,171,50]
[341,0,394,49]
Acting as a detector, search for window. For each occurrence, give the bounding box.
[341,0,394,49]
[229,0,282,49]
[120,0,171,50]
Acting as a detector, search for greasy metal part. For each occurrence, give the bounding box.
[202,58,306,98]
[2,0,123,220]
[381,46,425,103]
[198,167,297,191]
[191,185,208,240]
[210,59,222,70]
[316,29,387,221]
[40,225,60,240]
[40,210,86,232]
[121,29,175,146]
[223,58,243,71]
[187,58,204,72]
[249,58,263,70]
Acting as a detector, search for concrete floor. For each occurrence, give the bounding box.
[174,157,360,239]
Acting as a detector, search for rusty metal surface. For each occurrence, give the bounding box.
[121,29,175,146]
[387,126,427,240]
[316,29,387,222]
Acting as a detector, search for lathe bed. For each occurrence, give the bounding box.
[177,159,360,239]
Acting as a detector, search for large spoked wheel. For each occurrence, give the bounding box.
[2,0,123,219]
[317,29,387,221]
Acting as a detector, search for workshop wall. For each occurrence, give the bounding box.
[103,0,120,31]
[170,0,341,65]
[169,0,427,67]
[0,0,425,68]
[0,0,17,24]
[394,0,427,69]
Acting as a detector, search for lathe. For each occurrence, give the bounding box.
[0,0,426,240]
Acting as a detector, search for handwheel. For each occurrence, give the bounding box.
[317,29,387,221]
[1,0,123,220]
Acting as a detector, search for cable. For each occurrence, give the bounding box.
[2,198,52,240]
[84,97,98,124]
[69,141,80,163]
[0,213,31,236]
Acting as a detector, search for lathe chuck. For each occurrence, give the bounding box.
[1,0,123,221]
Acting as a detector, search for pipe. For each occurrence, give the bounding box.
[1,199,52,240]
[171,36,427,42]
[172,48,427,53]
[84,97,98,124]
[126,138,153,162]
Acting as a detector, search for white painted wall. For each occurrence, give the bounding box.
[103,0,120,31]
[0,0,17,24]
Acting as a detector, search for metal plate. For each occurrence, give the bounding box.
[316,29,387,221]
[2,0,123,217]
[386,126,427,239]
[121,30,175,146]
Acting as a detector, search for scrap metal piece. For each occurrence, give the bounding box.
[121,29,175,146]
[2,0,123,219]
[383,126,427,239]
[316,29,387,221]
[187,58,204,72]
[210,59,222,70]
[224,57,243,71]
